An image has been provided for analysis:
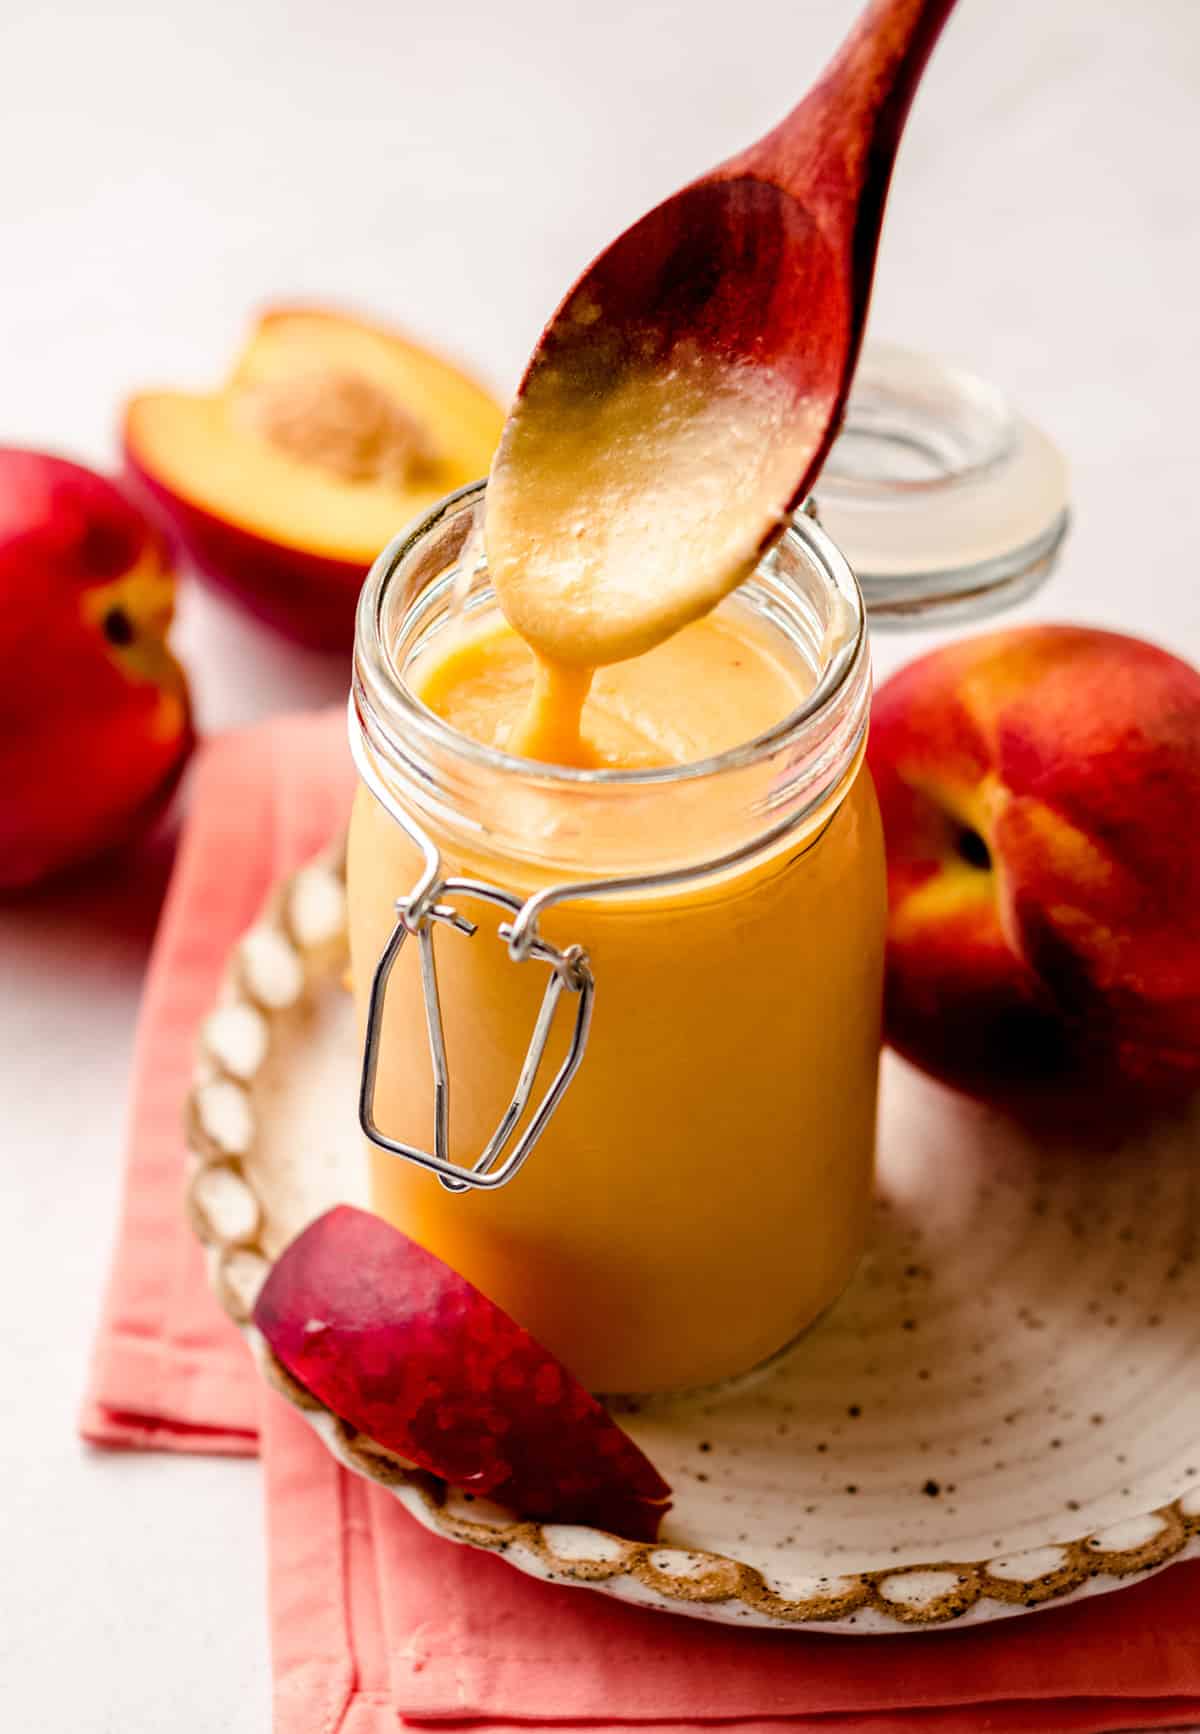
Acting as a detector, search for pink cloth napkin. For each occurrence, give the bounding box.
[83,708,1200,1734]
[83,710,355,1454]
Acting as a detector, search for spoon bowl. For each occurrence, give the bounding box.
[487,0,958,670]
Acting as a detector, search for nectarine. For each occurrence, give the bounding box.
[124,306,505,647]
[0,448,193,890]
[867,626,1200,1113]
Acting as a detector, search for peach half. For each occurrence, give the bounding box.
[867,625,1200,1115]
[124,306,505,647]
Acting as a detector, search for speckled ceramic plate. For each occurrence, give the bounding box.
[186,841,1200,1633]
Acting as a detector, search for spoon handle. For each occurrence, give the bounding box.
[735,0,958,241]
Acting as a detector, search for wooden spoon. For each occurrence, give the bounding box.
[486,0,958,672]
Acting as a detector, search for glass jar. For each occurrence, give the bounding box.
[345,347,1069,1397]
[348,481,883,1395]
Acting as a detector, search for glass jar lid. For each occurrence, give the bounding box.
[810,344,1070,627]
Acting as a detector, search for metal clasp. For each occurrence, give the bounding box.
[358,874,595,1193]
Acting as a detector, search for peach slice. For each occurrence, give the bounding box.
[0,448,193,890]
[867,625,1200,1114]
[124,307,505,646]
[253,1205,672,1540]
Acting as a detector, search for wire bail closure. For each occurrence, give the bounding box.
[358,871,595,1194]
[350,709,596,1194]
[352,756,600,1192]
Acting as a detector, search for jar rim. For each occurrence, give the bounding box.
[353,480,868,792]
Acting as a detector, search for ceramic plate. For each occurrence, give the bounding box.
[185,841,1200,1633]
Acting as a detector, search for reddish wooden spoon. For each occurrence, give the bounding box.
[487,0,959,670]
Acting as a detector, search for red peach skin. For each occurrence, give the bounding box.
[867,625,1200,1113]
[122,462,365,646]
[0,448,193,890]
[253,1205,672,1541]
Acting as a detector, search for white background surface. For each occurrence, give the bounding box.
[2,1,1199,1727]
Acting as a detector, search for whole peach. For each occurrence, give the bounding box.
[0,449,193,890]
[867,625,1200,1112]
